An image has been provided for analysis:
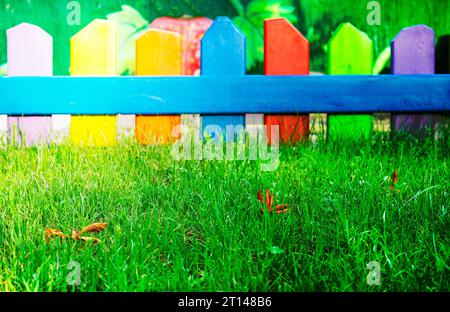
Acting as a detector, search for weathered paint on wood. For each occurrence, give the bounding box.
[328,23,374,140]
[391,25,436,132]
[264,18,310,145]
[201,17,246,142]
[135,29,182,145]
[7,23,52,146]
[70,19,117,146]
[8,117,52,146]
[1,75,449,115]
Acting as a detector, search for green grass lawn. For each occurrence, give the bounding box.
[0,132,448,292]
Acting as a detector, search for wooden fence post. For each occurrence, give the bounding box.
[70,19,117,146]
[7,23,52,146]
[328,23,374,140]
[201,17,246,142]
[135,29,182,145]
[264,18,310,145]
[391,25,436,132]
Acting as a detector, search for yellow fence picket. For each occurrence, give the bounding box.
[70,19,117,146]
[135,29,182,145]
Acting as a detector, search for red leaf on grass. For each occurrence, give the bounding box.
[257,190,264,203]
[258,190,288,214]
[391,170,398,190]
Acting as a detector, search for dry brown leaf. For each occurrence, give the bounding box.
[45,222,107,244]
[79,223,108,235]
[45,229,68,242]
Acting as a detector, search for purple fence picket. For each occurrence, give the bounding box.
[391,25,436,132]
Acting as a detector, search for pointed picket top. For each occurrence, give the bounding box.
[264,18,309,75]
[7,22,53,146]
[70,19,118,146]
[264,18,310,144]
[328,23,373,140]
[328,23,373,75]
[70,19,117,76]
[136,28,182,76]
[201,16,246,76]
[391,25,436,132]
[201,17,246,142]
[391,25,435,74]
[135,28,182,145]
[7,23,52,76]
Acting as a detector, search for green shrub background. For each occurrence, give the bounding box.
[0,0,449,74]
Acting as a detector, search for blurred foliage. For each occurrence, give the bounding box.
[301,0,450,73]
[231,0,298,69]
[106,5,149,75]
[0,0,449,75]
[0,0,252,75]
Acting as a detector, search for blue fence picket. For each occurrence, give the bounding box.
[200,17,246,142]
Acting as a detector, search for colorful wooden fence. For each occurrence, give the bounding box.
[1,17,449,147]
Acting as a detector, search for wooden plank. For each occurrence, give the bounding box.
[0,75,449,115]
[135,29,182,145]
[201,17,246,142]
[70,19,117,146]
[264,18,310,145]
[391,25,436,132]
[7,23,52,146]
[328,23,374,140]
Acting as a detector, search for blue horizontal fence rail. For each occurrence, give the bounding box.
[0,75,449,115]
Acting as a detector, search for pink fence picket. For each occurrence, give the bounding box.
[7,23,52,146]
